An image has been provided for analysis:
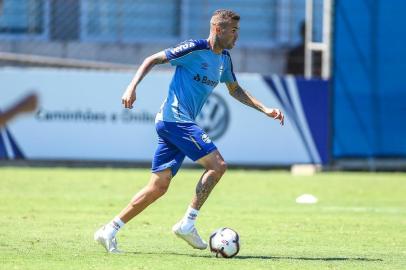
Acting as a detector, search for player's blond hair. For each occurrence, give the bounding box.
[210,9,240,27]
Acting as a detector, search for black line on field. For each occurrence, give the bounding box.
[128,252,383,262]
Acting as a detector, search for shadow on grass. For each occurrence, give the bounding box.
[129,251,383,262]
[236,255,383,262]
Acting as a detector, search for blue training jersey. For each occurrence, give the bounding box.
[155,39,236,123]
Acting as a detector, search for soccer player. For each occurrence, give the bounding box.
[95,9,284,253]
[0,93,38,127]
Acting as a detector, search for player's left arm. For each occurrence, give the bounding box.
[226,81,284,126]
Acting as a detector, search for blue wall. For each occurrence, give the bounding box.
[333,0,406,158]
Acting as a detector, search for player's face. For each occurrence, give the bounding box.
[219,21,239,49]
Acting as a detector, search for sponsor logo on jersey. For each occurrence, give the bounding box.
[171,42,196,54]
[201,133,212,143]
[193,73,218,87]
[193,73,201,82]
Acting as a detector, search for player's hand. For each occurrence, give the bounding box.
[121,87,136,109]
[265,108,284,126]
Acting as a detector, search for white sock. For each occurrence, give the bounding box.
[103,217,125,239]
[180,206,199,232]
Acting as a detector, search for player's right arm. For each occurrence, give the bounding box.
[122,51,168,109]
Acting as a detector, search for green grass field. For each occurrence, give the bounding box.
[1,167,405,270]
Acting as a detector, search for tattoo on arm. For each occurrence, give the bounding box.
[230,86,265,113]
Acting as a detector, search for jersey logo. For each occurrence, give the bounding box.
[202,76,218,87]
[193,74,201,82]
[193,73,218,87]
[201,133,212,143]
[171,42,196,54]
[200,62,209,70]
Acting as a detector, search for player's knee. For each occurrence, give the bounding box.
[153,179,170,197]
[213,161,227,178]
[154,187,168,198]
[147,180,169,200]
[219,161,228,175]
[148,185,167,200]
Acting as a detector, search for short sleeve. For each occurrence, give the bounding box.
[220,51,237,83]
[164,40,208,66]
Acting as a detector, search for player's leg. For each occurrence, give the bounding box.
[94,123,185,253]
[118,169,172,223]
[192,150,227,210]
[165,122,223,249]
[172,150,226,250]
[94,169,172,253]
[172,150,226,232]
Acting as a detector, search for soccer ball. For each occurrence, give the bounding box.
[209,227,240,258]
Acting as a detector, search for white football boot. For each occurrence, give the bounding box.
[172,221,207,250]
[94,226,121,253]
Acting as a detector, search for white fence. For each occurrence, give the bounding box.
[0,67,327,165]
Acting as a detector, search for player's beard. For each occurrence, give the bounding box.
[225,39,235,49]
[215,35,235,50]
[214,36,224,50]
[218,37,234,50]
